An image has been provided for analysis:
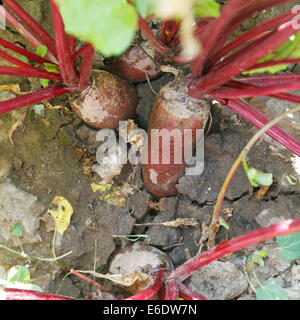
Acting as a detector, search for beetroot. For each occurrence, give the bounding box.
[69,70,138,129]
[113,45,160,82]
[142,76,210,198]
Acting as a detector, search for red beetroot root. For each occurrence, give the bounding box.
[142,76,210,198]
[70,70,138,129]
[113,45,160,82]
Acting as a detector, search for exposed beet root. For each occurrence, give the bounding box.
[70,70,138,129]
[109,242,173,294]
[142,76,210,198]
[113,45,160,82]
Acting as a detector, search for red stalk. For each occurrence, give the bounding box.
[0,83,72,114]
[138,16,170,54]
[211,11,295,66]
[189,22,298,96]
[190,0,251,77]
[205,0,295,71]
[211,82,300,99]
[222,98,300,157]
[167,218,300,282]
[177,282,208,300]
[163,279,179,300]
[235,74,300,87]
[126,269,163,300]
[1,6,57,63]
[0,37,56,65]
[78,44,94,90]
[0,66,62,81]
[270,92,300,104]
[246,58,300,71]
[70,269,117,298]
[0,48,61,79]
[2,287,74,300]
[50,0,78,87]
[3,0,57,59]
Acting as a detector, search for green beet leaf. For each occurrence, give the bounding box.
[55,0,138,57]
[276,232,300,262]
[193,0,220,18]
[256,281,290,300]
[133,0,156,19]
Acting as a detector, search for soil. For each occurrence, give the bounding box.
[0,0,299,300]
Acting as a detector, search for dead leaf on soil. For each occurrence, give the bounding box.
[74,269,153,294]
[134,218,200,228]
[44,196,74,235]
[91,182,134,207]
[254,185,271,201]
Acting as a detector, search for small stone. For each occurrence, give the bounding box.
[30,104,45,121]
[186,260,248,300]
[0,183,44,246]
[97,202,136,235]
[76,126,90,140]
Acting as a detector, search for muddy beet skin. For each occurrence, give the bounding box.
[142,76,210,198]
[70,70,138,129]
[113,45,160,82]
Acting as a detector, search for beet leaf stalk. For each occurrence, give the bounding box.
[0,0,138,129]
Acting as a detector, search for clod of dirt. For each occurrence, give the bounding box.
[146,197,181,248]
[0,183,44,246]
[96,202,136,236]
[127,190,151,221]
[185,260,248,300]
[54,224,115,270]
[176,120,300,204]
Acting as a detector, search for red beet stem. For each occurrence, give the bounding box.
[164,279,179,300]
[189,21,298,97]
[190,0,251,77]
[78,44,94,90]
[177,282,208,300]
[211,82,300,99]
[50,0,78,87]
[0,83,72,114]
[0,66,62,81]
[0,48,61,80]
[0,37,56,65]
[167,218,300,282]
[0,6,57,63]
[222,98,300,157]
[235,74,300,86]
[270,92,300,104]
[138,16,170,54]
[204,0,295,72]
[67,35,77,55]
[126,269,163,300]
[246,58,300,72]
[211,11,295,66]
[2,287,74,300]
[3,0,57,59]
